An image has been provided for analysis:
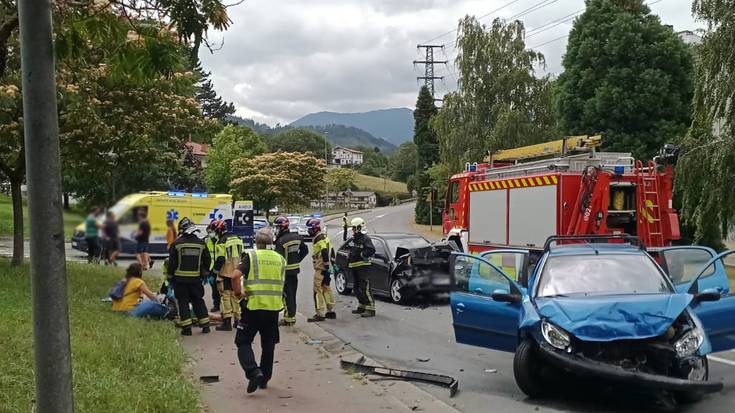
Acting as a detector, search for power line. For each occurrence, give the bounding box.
[423,0,524,44]
[525,7,585,38]
[507,0,561,21]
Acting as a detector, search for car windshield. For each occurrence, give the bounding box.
[386,237,430,254]
[287,216,301,224]
[536,254,672,297]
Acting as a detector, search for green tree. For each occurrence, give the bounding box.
[414,86,439,170]
[194,59,235,121]
[675,0,735,249]
[230,152,326,214]
[357,146,389,177]
[265,128,331,159]
[554,0,694,159]
[431,16,553,173]
[327,168,357,192]
[206,124,267,193]
[390,142,418,183]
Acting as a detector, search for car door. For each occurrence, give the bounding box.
[450,253,524,352]
[479,249,530,288]
[679,250,735,352]
[656,246,728,294]
[370,238,392,293]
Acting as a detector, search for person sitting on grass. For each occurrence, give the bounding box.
[111,263,168,319]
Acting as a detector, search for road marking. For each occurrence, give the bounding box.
[709,355,735,367]
[374,214,386,219]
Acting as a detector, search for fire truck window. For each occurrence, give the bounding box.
[453,255,510,297]
[449,181,459,204]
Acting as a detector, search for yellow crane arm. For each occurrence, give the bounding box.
[485,135,602,162]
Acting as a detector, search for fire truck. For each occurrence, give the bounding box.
[442,136,681,254]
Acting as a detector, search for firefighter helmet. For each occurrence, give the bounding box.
[214,220,228,236]
[178,217,196,235]
[305,218,321,237]
[273,216,290,232]
[350,217,366,234]
[206,219,218,233]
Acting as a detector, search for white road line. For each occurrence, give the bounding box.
[709,355,735,367]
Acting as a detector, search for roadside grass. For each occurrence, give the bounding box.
[0,259,200,413]
[0,194,85,239]
[355,174,407,194]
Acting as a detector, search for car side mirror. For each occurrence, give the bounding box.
[694,289,721,303]
[491,289,520,304]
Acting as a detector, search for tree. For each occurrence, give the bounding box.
[194,59,235,121]
[431,16,553,173]
[554,0,694,159]
[390,142,418,183]
[414,86,439,170]
[230,152,326,214]
[675,0,735,249]
[357,146,389,177]
[265,128,332,160]
[206,124,267,193]
[327,168,357,192]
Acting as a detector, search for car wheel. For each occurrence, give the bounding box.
[389,278,406,304]
[675,356,709,404]
[513,339,548,398]
[335,269,352,295]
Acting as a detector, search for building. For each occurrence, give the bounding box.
[185,138,209,167]
[677,30,702,45]
[332,146,363,166]
[311,190,377,209]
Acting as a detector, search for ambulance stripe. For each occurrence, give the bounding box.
[543,176,551,185]
[551,175,558,184]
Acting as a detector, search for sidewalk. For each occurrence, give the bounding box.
[181,312,458,413]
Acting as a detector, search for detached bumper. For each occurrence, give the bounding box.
[399,274,452,298]
[538,343,723,394]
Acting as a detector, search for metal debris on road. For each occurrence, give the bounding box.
[341,357,459,397]
[305,339,323,345]
[416,357,430,362]
[199,375,220,383]
[484,369,497,374]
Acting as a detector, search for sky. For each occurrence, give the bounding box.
[199,0,701,126]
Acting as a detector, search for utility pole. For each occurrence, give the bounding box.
[414,44,447,101]
[17,0,74,411]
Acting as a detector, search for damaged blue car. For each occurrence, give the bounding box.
[450,235,735,404]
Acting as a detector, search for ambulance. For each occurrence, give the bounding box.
[72,191,254,255]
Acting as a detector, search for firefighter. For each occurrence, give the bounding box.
[342,212,348,241]
[168,217,212,335]
[206,220,221,313]
[273,216,308,326]
[212,220,244,331]
[305,219,336,322]
[347,217,376,317]
[232,228,286,394]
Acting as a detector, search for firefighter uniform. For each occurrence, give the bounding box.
[274,230,308,325]
[235,249,286,390]
[347,232,376,315]
[213,232,245,329]
[168,231,212,334]
[206,234,221,311]
[311,233,336,319]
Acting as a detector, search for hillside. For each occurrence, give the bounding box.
[355,173,407,194]
[290,108,413,146]
[305,125,396,153]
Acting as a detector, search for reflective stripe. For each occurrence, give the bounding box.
[175,242,204,277]
[243,279,283,286]
[348,261,371,268]
[285,263,300,270]
[244,249,286,311]
[248,290,283,297]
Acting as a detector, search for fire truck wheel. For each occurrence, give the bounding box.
[335,270,352,295]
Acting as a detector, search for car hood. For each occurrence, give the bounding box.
[534,293,693,342]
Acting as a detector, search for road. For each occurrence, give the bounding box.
[294,203,735,413]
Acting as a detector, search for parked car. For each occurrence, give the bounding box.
[449,235,735,404]
[333,233,454,304]
[253,217,269,231]
[285,215,310,239]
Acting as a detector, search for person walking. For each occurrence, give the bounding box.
[103,211,120,266]
[232,228,286,393]
[342,212,348,241]
[135,210,152,270]
[84,207,101,264]
[305,218,336,322]
[347,217,376,317]
[212,220,244,331]
[206,220,221,313]
[273,216,308,326]
[168,217,212,336]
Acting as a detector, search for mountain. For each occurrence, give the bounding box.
[289,108,413,146]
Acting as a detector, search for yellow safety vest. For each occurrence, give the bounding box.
[215,235,244,277]
[244,249,286,311]
[206,237,216,271]
[312,233,331,271]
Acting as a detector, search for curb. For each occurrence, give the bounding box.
[292,312,462,413]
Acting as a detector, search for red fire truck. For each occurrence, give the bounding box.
[442,136,681,254]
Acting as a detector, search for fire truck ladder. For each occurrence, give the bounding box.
[636,160,664,247]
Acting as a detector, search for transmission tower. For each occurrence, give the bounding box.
[414,44,447,101]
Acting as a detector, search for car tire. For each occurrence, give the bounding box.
[389,278,406,304]
[335,269,352,295]
[675,357,709,404]
[513,339,548,399]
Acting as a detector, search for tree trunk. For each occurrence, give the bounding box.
[10,177,23,265]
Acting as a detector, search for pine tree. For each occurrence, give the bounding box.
[413,86,441,225]
[194,59,235,120]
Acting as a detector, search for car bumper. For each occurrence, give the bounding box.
[399,274,452,298]
[538,343,723,393]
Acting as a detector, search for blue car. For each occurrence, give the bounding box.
[450,235,735,403]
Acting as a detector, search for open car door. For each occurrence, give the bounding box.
[450,253,525,353]
[679,250,735,352]
[655,246,729,294]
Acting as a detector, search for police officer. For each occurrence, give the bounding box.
[347,217,376,317]
[342,212,348,241]
[206,220,221,313]
[273,216,308,326]
[305,219,336,322]
[168,217,212,335]
[232,228,286,394]
[212,220,244,332]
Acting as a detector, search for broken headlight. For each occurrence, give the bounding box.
[675,327,704,357]
[541,320,571,351]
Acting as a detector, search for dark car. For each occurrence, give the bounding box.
[333,233,454,304]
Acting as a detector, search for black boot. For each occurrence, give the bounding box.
[351,307,365,314]
[201,325,211,334]
[360,310,376,318]
[181,326,192,336]
[247,370,264,394]
[216,319,232,331]
[307,314,326,323]
[325,311,337,319]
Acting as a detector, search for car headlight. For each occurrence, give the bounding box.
[675,327,704,357]
[541,320,571,351]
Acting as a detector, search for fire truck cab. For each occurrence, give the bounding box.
[442,136,680,255]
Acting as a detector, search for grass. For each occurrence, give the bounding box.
[0,259,200,413]
[354,174,408,194]
[0,194,85,239]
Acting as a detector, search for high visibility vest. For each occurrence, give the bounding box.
[215,234,244,277]
[244,249,286,311]
[174,242,206,277]
[206,237,216,270]
[312,233,331,272]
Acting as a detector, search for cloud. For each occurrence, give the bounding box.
[200,0,698,125]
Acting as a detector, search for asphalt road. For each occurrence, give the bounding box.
[293,203,735,413]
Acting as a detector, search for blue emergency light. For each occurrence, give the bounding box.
[614,166,625,175]
[167,191,185,197]
[192,192,209,198]
[313,212,321,218]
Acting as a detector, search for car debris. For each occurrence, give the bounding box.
[305,339,323,345]
[416,357,431,362]
[341,357,459,397]
[199,375,220,383]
